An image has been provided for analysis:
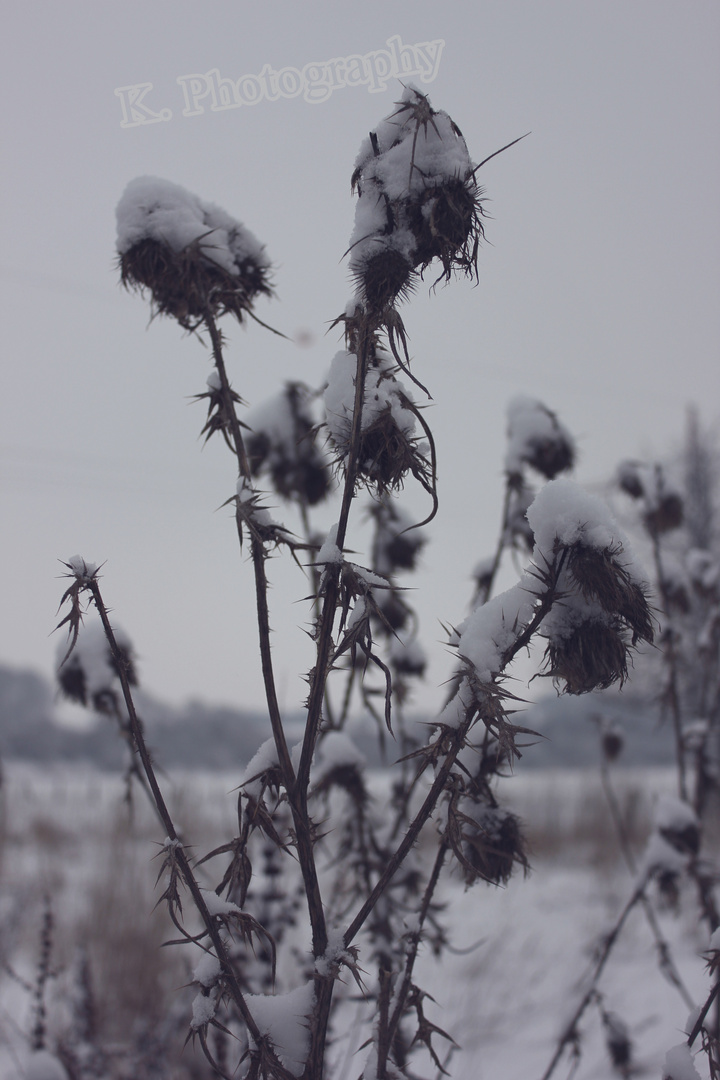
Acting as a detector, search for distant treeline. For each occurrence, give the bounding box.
[0,663,674,771]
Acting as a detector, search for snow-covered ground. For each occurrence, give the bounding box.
[0,764,714,1078]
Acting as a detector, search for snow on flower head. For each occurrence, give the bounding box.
[324,349,431,495]
[349,86,484,310]
[456,479,655,701]
[246,383,331,507]
[505,396,575,480]
[526,479,654,693]
[116,176,271,328]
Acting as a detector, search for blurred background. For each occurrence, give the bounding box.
[1,0,718,717]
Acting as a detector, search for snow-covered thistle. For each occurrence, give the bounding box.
[50,87,670,1080]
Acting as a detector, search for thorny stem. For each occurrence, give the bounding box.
[650,528,688,802]
[203,309,294,790]
[539,879,647,1080]
[298,315,374,795]
[649,525,720,937]
[294,317,376,1076]
[203,311,331,985]
[476,479,513,606]
[344,713,473,950]
[688,975,720,1046]
[87,580,296,1078]
[600,756,695,1010]
[345,579,561,950]
[384,843,449,1056]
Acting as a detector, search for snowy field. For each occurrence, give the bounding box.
[0,764,714,1079]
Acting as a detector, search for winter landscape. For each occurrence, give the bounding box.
[2,4,719,1079]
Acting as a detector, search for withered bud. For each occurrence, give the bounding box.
[643,491,684,535]
[545,617,630,695]
[324,350,432,495]
[374,589,412,632]
[601,1011,632,1070]
[655,868,681,912]
[390,637,426,678]
[686,549,720,598]
[246,383,332,507]
[456,803,529,887]
[659,820,700,858]
[57,622,137,716]
[598,718,625,762]
[313,763,368,807]
[370,495,426,574]
[661,574,691,614]
[349,87,484,311]
[617,460,645,499]
[505,397,575,481]
[565,542,654,645]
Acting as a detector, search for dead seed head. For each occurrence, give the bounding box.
[247,384,332,507]
[374,589,412,632]
[391,644,426,678]
[349,88,485,311]
[617,460,645,499]
[545,618,631,694]
[524,435,574,480]
[659,820,700,857]
[565,542,654,645]
[505,397,575,481]
[313,762,368,807]
[454,802,529,887]
[643,491,684,534]
[353,249,416,312]
[116,178,272,330]
[601,726,625,762]
[357,405,431,494]
[119,236,272,330]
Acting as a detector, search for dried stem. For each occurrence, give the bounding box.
[384,843,449,1051]
[688,975,720,1047]
[539,880,647,1080]
[600,755,695,1010]
[85,578,296,1079]
[650,528,688,802]
[476,479,513,606]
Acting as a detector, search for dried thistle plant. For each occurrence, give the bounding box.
[45,84,690,1080]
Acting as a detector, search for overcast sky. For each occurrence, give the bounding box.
[2,1,718,719]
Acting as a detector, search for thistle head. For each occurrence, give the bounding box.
[116,177,271,329]
[505,396,575,482]
[246,382,332,507]
[348,86,485,311]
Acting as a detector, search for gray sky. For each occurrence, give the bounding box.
[2,1,718,716]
